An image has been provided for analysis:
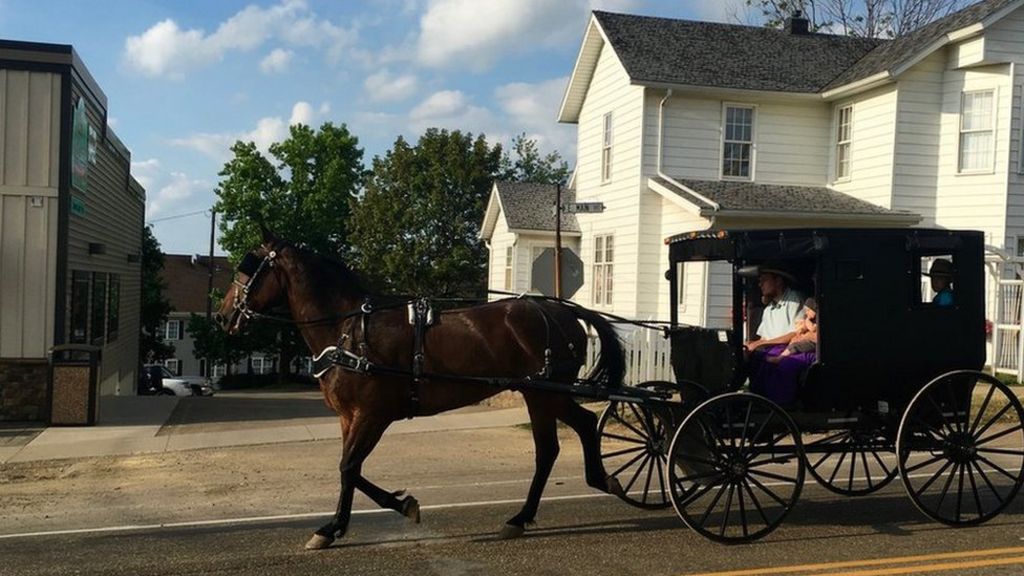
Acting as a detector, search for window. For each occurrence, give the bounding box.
[164,320,181,341]
[918,254,955,306]
[198,358,208,378]
[959,90,995,172]
[592,235,614,306]
[70,271,90,344]
[252,356,275,375]
[107,274,120,343]
[601,112,613,182]
[722,105,755,179]
[90,273,107,344]
[212,364,227,379]
[164,358,181,376]
[504,246,514,291]
[835,105,853,180]
[677,262,688,309]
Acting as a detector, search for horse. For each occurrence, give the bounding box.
[216,230,627,550]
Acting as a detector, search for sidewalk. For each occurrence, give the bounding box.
[0,391,530,464]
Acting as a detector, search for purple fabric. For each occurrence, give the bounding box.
[750,346,815,405]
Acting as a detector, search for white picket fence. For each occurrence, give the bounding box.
[583,327,674,385]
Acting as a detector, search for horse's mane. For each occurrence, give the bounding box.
[290,244,365,294]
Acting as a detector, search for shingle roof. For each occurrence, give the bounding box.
[593,0,1019,94]
[495,181,580,233]
[655,177,918,218]
[825,0,1019,90]
[593,11,883,93]
[161,255,235,314]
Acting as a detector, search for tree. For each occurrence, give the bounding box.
[499,133,571,185]
[349,129,503,296]
[743,0,971,37]
[214,122,365,380]
[139,225,174,363]
[187,312,248,378]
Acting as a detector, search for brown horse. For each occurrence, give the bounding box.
[216,231,626,550]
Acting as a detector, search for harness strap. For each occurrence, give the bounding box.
[408,298,430,419]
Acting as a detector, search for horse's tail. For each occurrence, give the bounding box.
[566,304,625,387]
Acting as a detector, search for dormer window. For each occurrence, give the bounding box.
[835,105,853,180]
[602,112,613,183]
[722,105,755,180]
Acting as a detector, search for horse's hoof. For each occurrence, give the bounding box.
[498,524,525,540]
[606,477,624,497]
[402,496,421,523]
[304,533,334,550]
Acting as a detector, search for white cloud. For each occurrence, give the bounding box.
[414,0,639,71]
[107,117,120,129]
[131,158,162,192]
[146,171,210,219]
[123,0,357,78]
[494,76,575,160]
[259,48,294,74]
[363,69,419,103]
[169,100,328,161]
[407,90,495,135]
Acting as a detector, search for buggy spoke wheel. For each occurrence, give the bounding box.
[805,430,897,496]
[667,392,804,543]
[897,371,1024,526]
[599,400,672,510]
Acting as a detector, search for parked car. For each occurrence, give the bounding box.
[139,365,215,397]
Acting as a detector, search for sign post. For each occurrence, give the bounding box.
[555,184,562,298]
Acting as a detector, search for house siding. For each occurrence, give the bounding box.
[573,41,645,317]
[831,85,898,209]
[65,80,145,396]
[987,8,1024,254]
[0,69,60,360]
[893,51,946,224]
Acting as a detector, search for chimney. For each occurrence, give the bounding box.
[785,10,810,35]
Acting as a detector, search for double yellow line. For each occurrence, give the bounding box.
[686,546,1024,576]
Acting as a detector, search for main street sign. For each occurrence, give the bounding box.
[561,201,605,214]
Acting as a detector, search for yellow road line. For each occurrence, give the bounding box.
[824,554,1024,576]
[685,546,1024,576]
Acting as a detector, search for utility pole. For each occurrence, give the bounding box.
[554,183,562,298]
[206,209,216,321]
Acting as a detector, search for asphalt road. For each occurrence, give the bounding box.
[3,426,1024,576]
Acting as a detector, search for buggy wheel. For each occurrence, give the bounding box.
[805,430,897,496]
[897,370,1024,526]
[597,380,707,510]
[667,392,804,543]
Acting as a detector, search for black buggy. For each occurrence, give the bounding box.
[595,228,1024,543]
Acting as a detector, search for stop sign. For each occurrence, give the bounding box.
[531,247,583,298]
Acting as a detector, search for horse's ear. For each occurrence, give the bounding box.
[258,222,277,245]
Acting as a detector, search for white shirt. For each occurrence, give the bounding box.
[756,288,804,340]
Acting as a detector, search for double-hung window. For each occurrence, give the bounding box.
[504,246,514,291]
[592,235,614,306]
[835,105,853,180]
[601,112,613,183]
[722,105,755,179]
[959,90,995,173]
[164,319,181,341]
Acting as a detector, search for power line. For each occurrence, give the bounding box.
[147,209,211,224]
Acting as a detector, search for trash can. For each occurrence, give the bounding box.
[48,344,102,426]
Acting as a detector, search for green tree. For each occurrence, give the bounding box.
[187,312,248,378]
[743,0,969,37]
[499,133,570,185]
[139,225,174,363]
[213,122,365,379]
[349,129,503,296]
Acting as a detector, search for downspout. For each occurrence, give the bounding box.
[657,89,717,326]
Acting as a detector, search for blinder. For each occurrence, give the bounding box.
[238,252,263,276]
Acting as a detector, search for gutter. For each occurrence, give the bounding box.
[708,208,922,225]
[657,90,720,215]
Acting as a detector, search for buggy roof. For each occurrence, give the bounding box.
[666,228,983,262]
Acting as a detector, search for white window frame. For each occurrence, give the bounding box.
[1017,83,1024,175]
[592,234,614,307]
[835,104,854,182]
[504,245,514,291]
[251,356,274,375]
[677,262,688,311]
[720,103,756,181]
[958,88,997,174]
[212,364,227,379]
[164,358,180,376]
[601,112,613,183]
[164,319,181,341]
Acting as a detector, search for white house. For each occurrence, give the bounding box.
[483,0,1024,335]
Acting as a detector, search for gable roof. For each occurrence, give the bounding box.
[161,255,234,314]
[650,177,921,223]
[594,11,882,94]
[480,181,580,239]
[561,0,1024,121]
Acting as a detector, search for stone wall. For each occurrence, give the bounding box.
[0,360,49,421]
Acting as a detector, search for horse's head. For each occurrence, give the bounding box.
[216,227,293,335]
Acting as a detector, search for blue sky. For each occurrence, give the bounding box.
[0,0,738,255]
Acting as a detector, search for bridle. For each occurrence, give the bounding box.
[231,248,280,323]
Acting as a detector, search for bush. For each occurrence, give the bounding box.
[216,372,317,390]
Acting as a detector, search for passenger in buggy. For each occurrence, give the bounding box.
[926,258,954,306]
[742,264,807,405]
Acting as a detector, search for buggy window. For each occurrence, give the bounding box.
[918,254,955,306]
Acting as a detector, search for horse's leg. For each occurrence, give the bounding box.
[556,397,624,496]
[306,415,390,550]
[353,476,421,523]
[501,393,560,539]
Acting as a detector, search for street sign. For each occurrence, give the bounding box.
[565,201,605,214]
